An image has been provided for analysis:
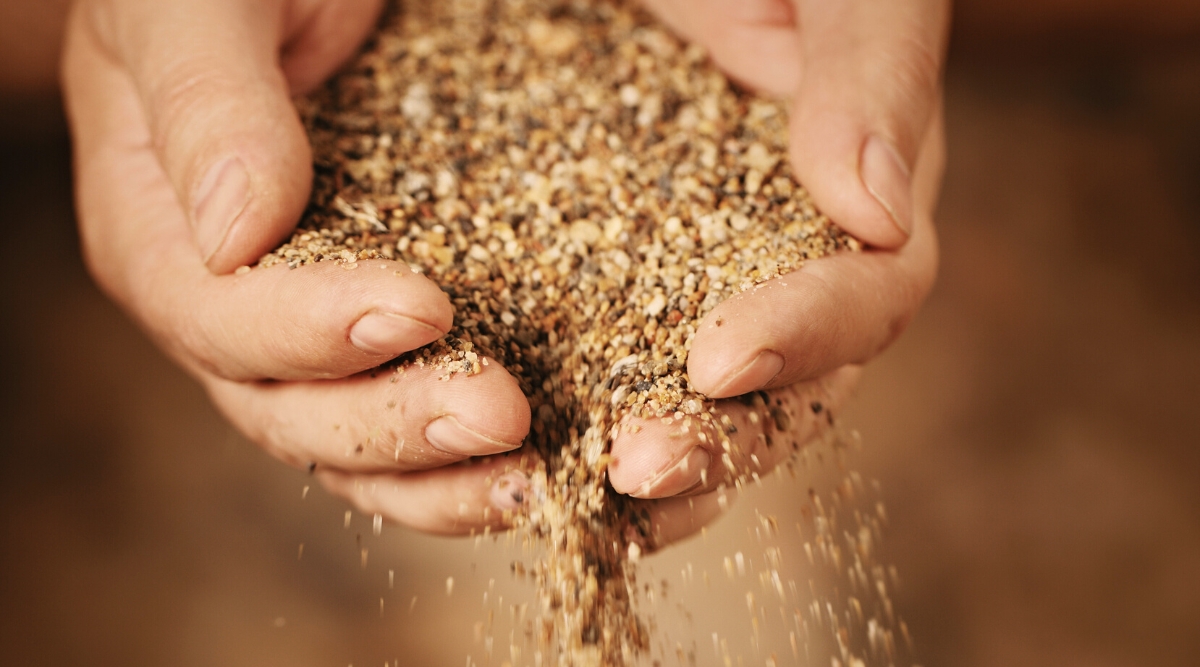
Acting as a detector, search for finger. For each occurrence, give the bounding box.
[687,107,943,398]
[317,457,532,536]
[322,466,725,543]
[639,0,803,94]
[64,16,456,381]
[84,0,313,272]
[76,119,454,382]
[638,0,948,247]
[640,491,725,552]
[607,367,858,499]
[279,0,384,94]
[207,358,530,474]
[788,0,950,247]
[161,260,456,381]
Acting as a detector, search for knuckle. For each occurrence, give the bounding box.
[207,380,313,472]
[145,60,232,149]
[161,308,236,379]
[879,38,943,150]
[76,229,125,303]
[79,0,119,54]
[364,424,412,467]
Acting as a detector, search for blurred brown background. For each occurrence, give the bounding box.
[1,2,1198,666]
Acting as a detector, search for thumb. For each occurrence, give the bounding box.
[94,0,310,273]
[789,0,949,248]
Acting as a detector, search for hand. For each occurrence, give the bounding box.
[603,0,947,546]
[61,0,532,535]
[63,0,943,545]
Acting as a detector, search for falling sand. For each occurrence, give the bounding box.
[262,1,907,664]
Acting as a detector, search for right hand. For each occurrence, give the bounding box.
[603,0,947,548]
[61,0,533,534]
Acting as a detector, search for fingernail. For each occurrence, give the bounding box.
[630,447,711,499]
[860,135,913,237]
[192,157,251,263]
[350,311,444,355]
[425,416,520,456]
[712,350,784,397]
[490,471,530,511]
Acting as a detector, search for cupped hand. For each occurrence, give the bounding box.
[63,0,946,545]
[605,0,947,547]
[62,0,532,535]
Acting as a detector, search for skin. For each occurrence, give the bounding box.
[61,0,946,545]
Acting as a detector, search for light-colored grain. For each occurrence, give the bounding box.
[261,1,862,664]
